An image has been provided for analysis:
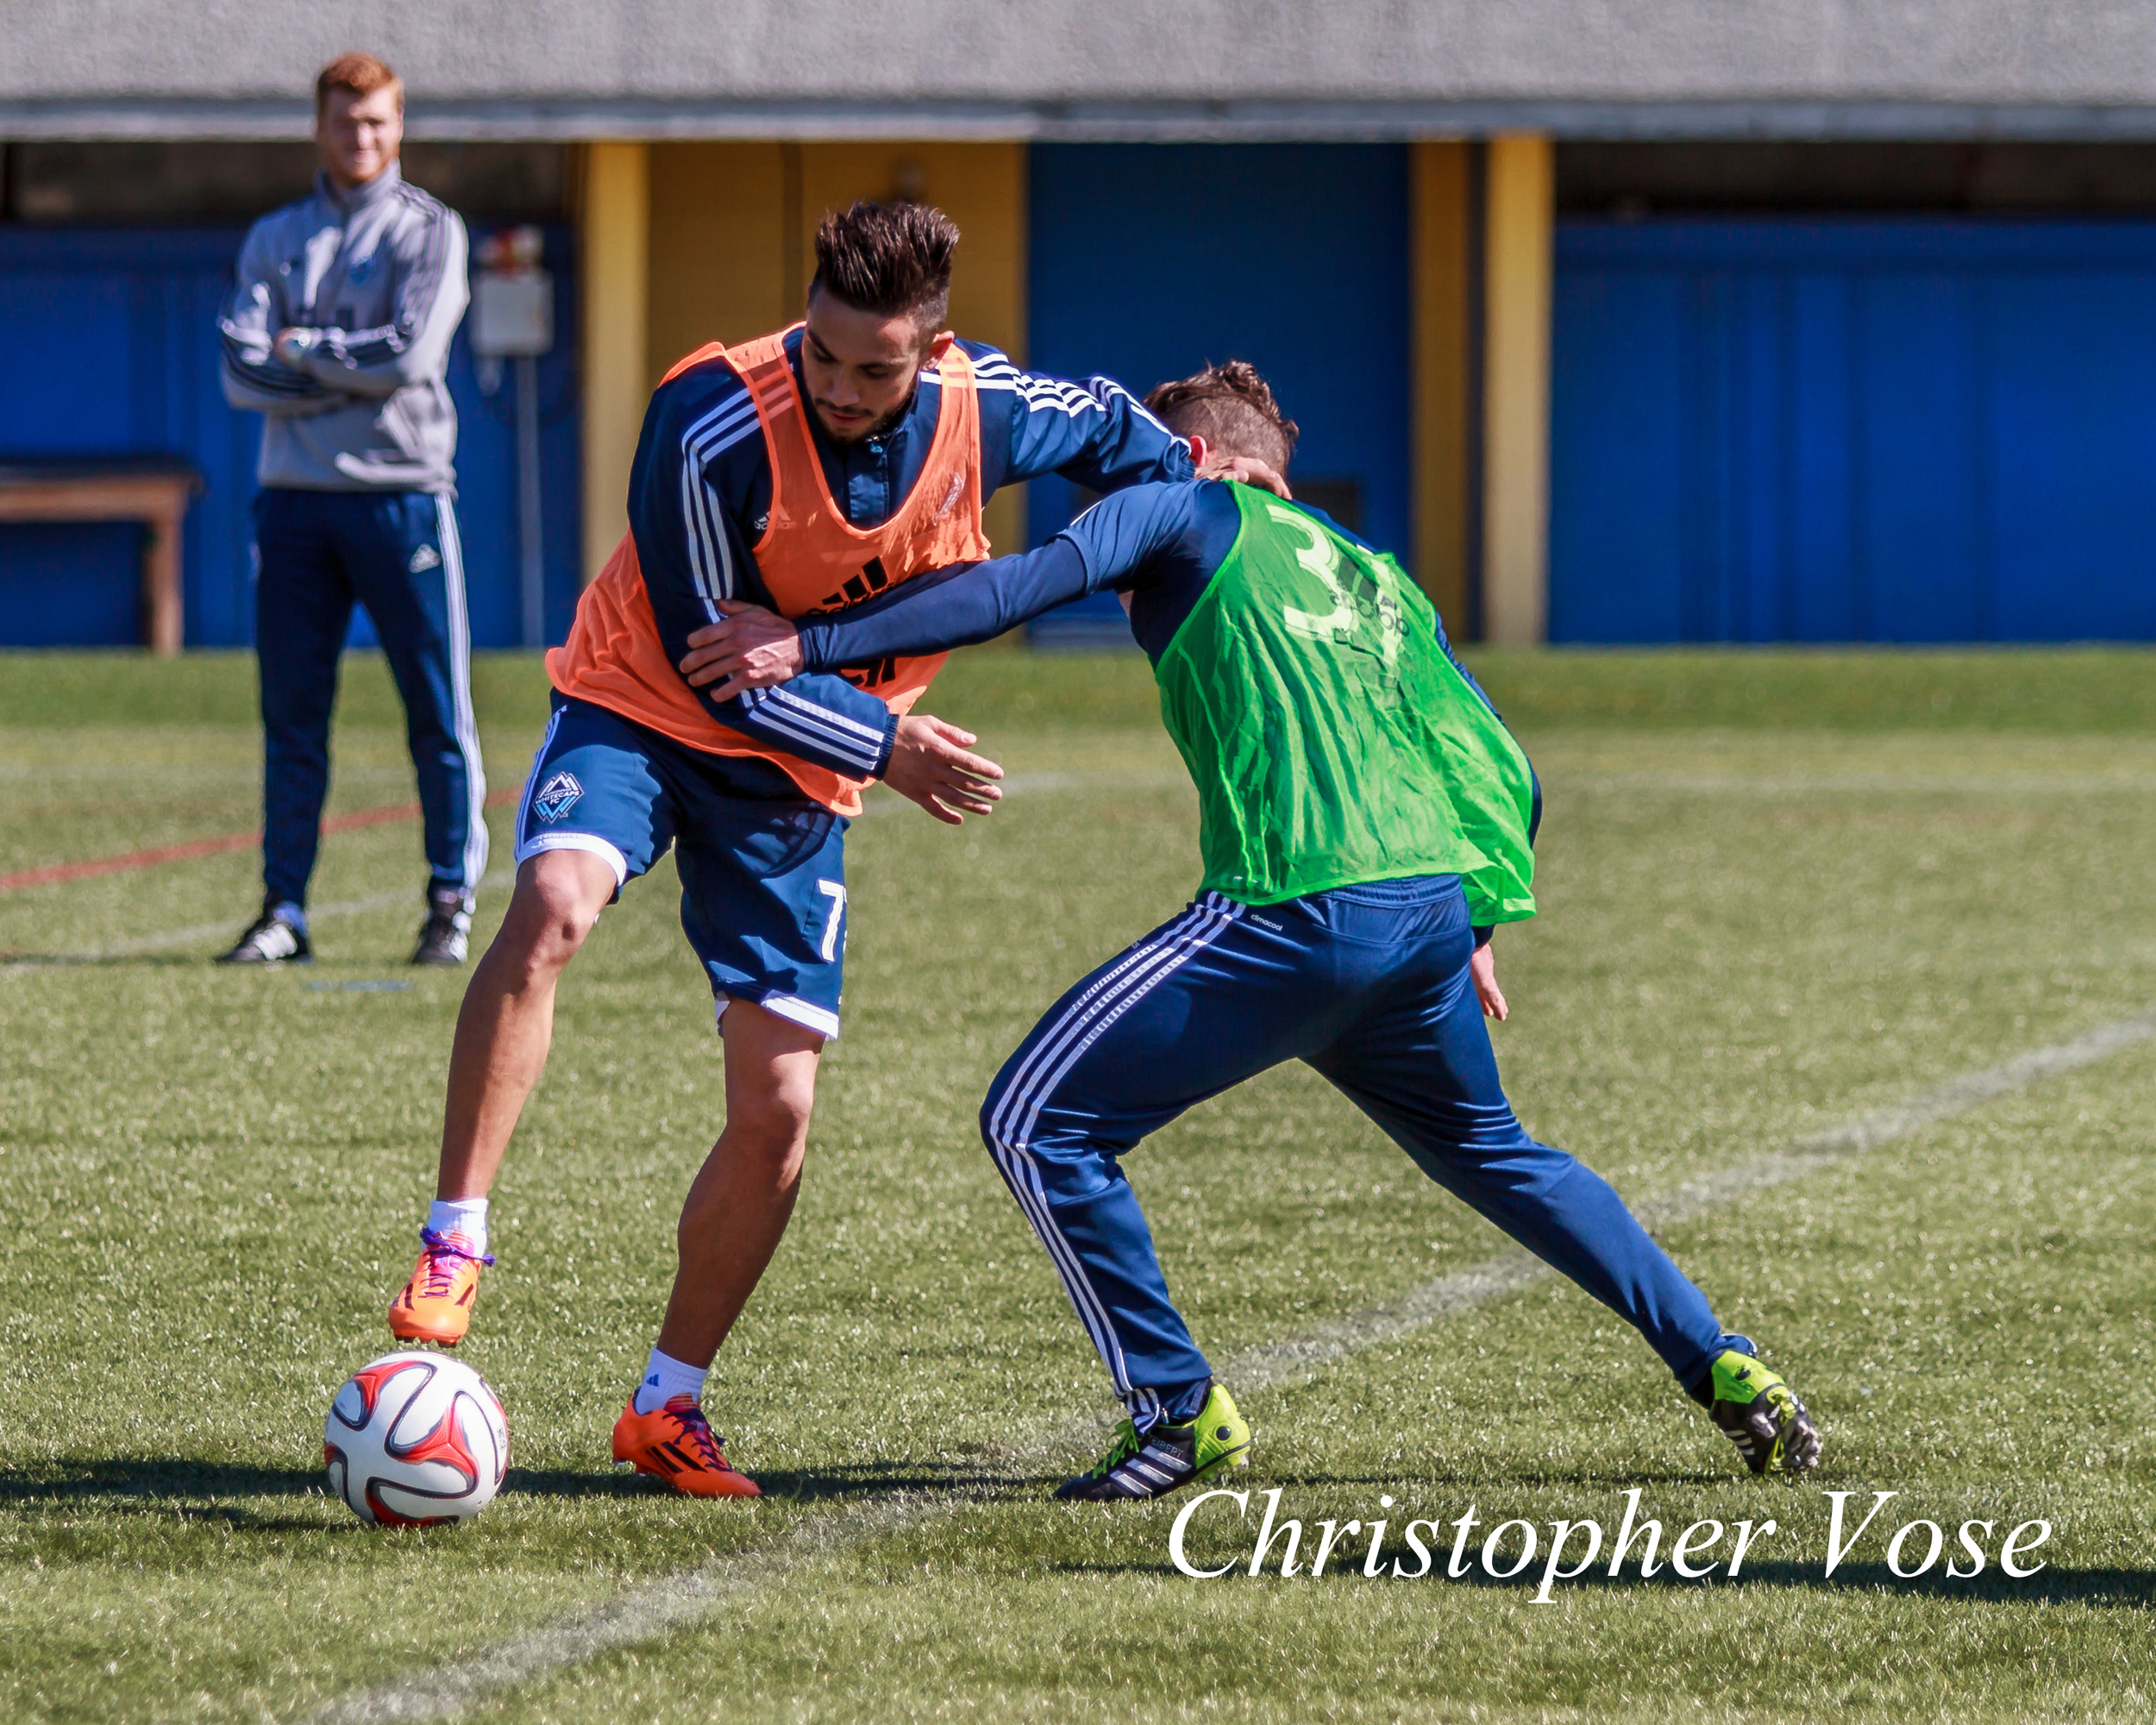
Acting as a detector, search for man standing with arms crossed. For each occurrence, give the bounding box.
[385,202,1276,1496]
[218,51,485,969]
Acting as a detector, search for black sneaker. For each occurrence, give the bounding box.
[1689,1344,1823,1477]
[1055,1383,1251,1501]
[412,884,473,966]
[216,902,310,965]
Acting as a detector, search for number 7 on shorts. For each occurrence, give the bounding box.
[816,880,847,962]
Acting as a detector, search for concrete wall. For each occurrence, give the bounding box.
[13,3,2156,137]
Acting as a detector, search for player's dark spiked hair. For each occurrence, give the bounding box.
[1144,361,1300,474]
[810,201,960,338]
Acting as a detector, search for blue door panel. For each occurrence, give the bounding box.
[1549,271,1687,642]
[1724,271,1778,643]
[1787,274,1859,642]
[1027,143,1411,642]
[1988,273,2156,642]
[0,523,141,645]
[0,276,136,453]
[0,224,581,649]
[1554,218,2156,643]
[1857,273,1986,643]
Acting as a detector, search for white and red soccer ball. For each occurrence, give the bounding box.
[324,1350,509,1527]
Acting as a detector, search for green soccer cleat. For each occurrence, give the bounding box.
[1056,1382,1252,1501]
[1702,1346,1822,1477]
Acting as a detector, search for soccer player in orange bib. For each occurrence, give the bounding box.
[385,202,1264,1496]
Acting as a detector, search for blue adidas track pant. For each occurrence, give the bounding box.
[980,873,1733,1431]
[254,488,487,907]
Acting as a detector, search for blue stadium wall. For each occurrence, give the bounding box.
[10,175,2156,651]
[1025,142,1413,643]
[0,225,582,649]
[1551,217,2156,643]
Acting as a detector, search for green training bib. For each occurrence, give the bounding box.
[1150,484,1538,923]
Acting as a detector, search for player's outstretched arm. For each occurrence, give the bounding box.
[667,606,1003,823]
[678,483,1206,700]
[675,543,1088,701]
[972,345,1289,498]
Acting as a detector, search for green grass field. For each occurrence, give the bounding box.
[2,647,2153,1724]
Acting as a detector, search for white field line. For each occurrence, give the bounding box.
[1,872,516,972]
[1570,770,2156,795]
[305,1000,2156,1725]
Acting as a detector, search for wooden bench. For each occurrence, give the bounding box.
[0,459,203,654]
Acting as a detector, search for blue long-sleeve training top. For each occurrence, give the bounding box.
[785,477,1541,875]
[789,478,1483,676]
[625,330,1194,783]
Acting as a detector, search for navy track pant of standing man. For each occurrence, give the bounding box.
[254,488,488,908]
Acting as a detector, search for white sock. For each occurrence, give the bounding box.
[427,1197,489,1255]
[633,1348,708,1414]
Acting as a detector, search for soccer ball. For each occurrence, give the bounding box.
[324,1350,509,1527]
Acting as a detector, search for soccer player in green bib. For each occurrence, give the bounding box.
[681,362,1822,1499]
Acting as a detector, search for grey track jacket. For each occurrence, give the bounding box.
[219,162,468,493]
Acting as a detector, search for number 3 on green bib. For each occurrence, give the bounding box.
[1269,499,1407,696]
[1150,483,1539,922]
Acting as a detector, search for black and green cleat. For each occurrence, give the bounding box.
[1056,1382,1252,1501]
[1702,1347,1822,1477]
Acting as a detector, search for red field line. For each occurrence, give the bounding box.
[0,788,520,894]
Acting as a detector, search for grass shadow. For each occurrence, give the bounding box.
[1056,1552,2156,1608]
[0,1455,1017,1516]
[743,1459,1017,1502]
[0,1457,324,1502]
[0,1458,346,1534]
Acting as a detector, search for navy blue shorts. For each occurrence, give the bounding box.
[512,695,849,1038]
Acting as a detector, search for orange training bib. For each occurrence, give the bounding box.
[546,326,990,815]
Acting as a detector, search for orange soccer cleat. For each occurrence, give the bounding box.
[386,1228,493,1346]
[611,1396,762,1498]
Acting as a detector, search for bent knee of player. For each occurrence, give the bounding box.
[724,1076,816,1173]
[977,1088,1010,1157]
[977,1057,1028,1151]
[498,856,611,973]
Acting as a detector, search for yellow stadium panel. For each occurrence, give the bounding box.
[645,141,793,381]
[1482,134,1553,647]
[580,141,650,584]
